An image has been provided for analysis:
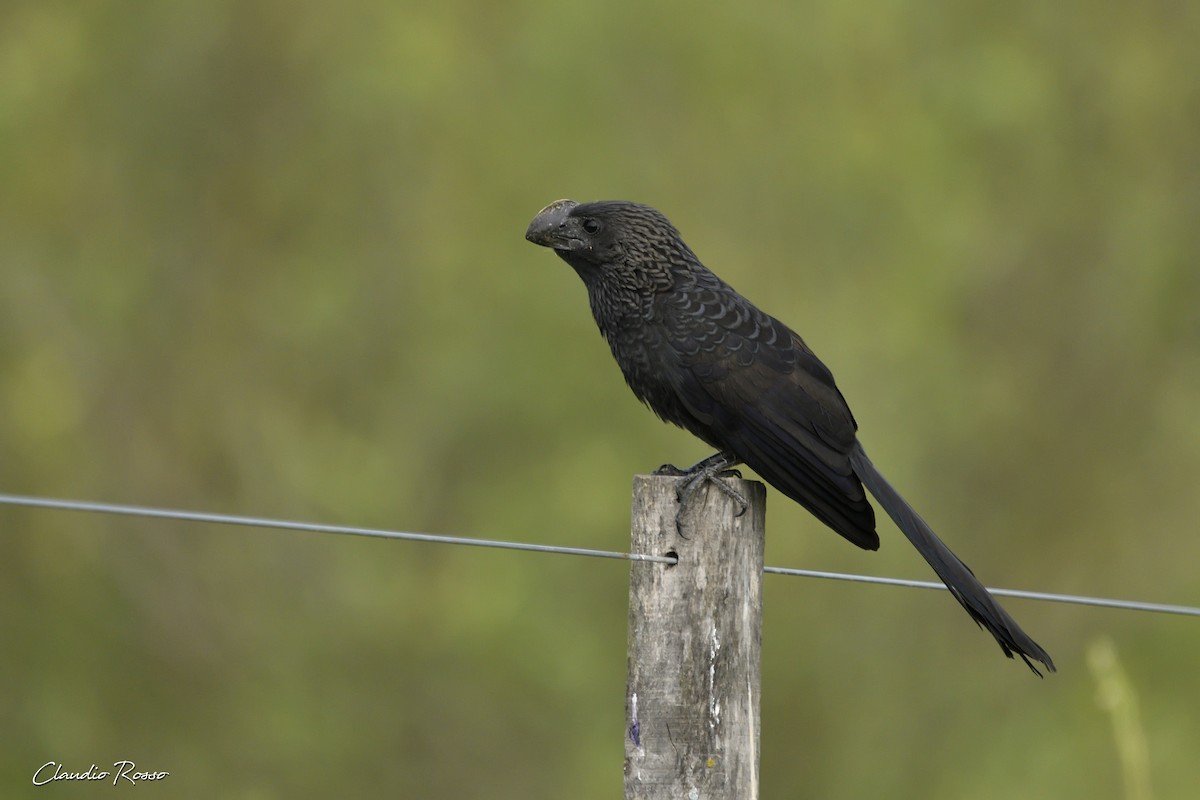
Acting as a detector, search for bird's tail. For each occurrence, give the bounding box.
[849,443,1055,675]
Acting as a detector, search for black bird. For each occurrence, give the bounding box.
[525,198,1054,675]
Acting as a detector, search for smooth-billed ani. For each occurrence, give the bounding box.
[525,198,1053,675]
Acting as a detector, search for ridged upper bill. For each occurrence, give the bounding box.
[525,199,579,248]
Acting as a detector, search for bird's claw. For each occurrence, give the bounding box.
[660,453,748,534]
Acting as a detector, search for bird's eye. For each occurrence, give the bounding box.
[582,218,602,234]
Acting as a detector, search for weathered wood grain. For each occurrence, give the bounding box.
[625,474,766,800]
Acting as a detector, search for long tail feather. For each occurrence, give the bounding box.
[849,443,1055,675]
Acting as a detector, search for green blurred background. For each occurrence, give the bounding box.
[2,0,1198,797]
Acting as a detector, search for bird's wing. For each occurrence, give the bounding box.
[659,282,879,549]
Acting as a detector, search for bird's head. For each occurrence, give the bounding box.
[525,199,692,280]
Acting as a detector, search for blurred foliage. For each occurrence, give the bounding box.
[2,0,1198,797]
[1089,638,1154,800]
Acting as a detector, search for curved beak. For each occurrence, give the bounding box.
[525,199,579,249]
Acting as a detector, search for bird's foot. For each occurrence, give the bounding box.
[654,452,747,536]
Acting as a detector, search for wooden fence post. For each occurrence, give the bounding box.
[625,473,767,800]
